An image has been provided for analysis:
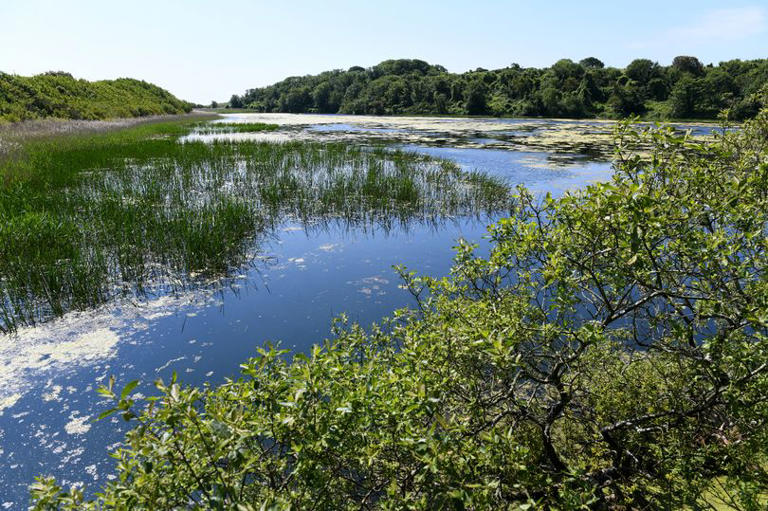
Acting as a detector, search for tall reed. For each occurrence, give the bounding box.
[0,121,511,331]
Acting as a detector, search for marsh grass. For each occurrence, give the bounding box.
[0,120,511,331]
[211,122,279,131]
[191,122,280,134]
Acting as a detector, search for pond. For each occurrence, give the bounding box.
[0,113,716,505]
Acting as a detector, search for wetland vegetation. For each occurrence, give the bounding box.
[229,57,767,120]
[0,119,510,332]
[5,0,768,507]
[192,122,280,133]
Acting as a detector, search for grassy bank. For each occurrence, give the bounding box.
[0,71,192,122]
[0,119,510,332]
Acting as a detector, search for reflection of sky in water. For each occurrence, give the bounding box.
[0,119,615,504]
[468,137,512,145]
[0,218,500,502]
[400,145,611,194]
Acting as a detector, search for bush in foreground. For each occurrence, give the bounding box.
[31,103,768,509]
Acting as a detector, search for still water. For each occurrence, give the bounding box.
[1,113,716,505]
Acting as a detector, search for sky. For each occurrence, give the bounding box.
[1,0,766,104]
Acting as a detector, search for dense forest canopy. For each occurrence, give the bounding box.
[0,71,192,122]
[230,57,768,120]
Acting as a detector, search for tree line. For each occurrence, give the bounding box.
[228,57,767,120]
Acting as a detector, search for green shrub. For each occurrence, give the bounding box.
[0,72,192,122]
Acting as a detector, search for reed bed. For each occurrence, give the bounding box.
[0,120,511,331]
[191,122,280,134]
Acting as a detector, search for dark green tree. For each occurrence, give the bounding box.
[222,57,767,121]
[625,58,659,85]
[464,80,488,115]
[312,82,332,112]
[672,55,705,76]
[579,57,605,69]
[228,95,243,108]
[669,76,700,117]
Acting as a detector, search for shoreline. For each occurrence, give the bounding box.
[0,111,219,161]
[0,110,218,141]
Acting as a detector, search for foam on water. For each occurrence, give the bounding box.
[0,292,211,415]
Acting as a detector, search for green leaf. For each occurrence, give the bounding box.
[120,380,140,400]
[95,408,117,421]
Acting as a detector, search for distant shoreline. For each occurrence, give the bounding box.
[0,111,217,140]
[200,108,729,126]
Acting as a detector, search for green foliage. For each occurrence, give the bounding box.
[669,76,701,118]
[0,72,191,122]
[464,79,488,115]
[234,57,768,120]
[579,57,605,69]
[228,95,244,109]
[625,59,659,85]
[190,122,279,133]
[30,100,768,508]
[672,56,705,76]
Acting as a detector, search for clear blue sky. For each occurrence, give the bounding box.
[1,0,766,104]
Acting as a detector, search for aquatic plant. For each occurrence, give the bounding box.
[191,122,280,134]
[0,121,510,331]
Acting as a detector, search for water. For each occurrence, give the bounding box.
[0,114,631,505]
